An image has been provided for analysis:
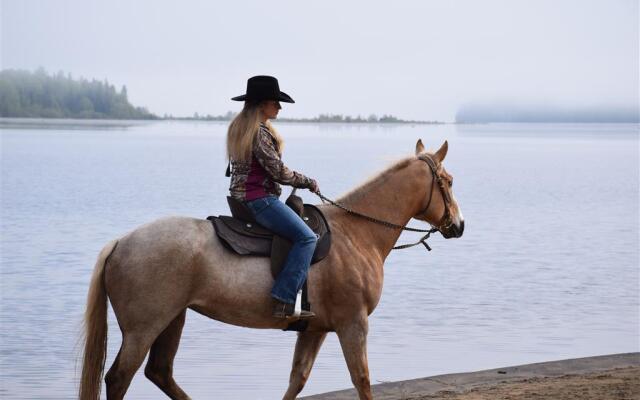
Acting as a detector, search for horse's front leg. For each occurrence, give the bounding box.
[282,331,327,400]
[336,317,372,400]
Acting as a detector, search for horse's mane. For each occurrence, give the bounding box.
[337,155,416,205]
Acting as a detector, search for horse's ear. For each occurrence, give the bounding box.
[433,140,448,163]
[415,139,425,155]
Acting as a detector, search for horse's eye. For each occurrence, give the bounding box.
[448,179,453,187]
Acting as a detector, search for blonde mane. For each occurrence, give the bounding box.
[337,155,417,205]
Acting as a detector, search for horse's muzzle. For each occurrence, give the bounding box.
[441,220,464,239]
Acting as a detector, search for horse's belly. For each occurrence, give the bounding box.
[190,246,287,329]
[188,303,289,330]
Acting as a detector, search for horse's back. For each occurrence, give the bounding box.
[108,216,213,272]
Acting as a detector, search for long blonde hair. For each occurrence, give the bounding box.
[226,102,284,162]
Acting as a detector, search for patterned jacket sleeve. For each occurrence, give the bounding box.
[253,126,314,188]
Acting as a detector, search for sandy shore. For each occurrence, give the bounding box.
[302,353,639,400]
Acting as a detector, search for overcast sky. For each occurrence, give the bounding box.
[2,0,638,121]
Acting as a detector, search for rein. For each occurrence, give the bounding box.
[315,156,453,252]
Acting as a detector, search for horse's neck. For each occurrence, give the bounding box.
[337,159,428,260]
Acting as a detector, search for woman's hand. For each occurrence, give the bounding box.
[309,179,320,194]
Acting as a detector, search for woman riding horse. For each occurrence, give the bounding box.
[78,97,464,400]
[227,75,320,319]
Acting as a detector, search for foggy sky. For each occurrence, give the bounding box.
[2,0,638,121]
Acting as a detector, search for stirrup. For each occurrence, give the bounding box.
[292,290,303,317]
[290,290,315,318]
[273,291,315,319]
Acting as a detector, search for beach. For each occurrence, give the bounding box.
[302,353,640,400]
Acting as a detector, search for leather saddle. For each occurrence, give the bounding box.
[207,192,332,279]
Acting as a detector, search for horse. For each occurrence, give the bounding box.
[79,139,464,400]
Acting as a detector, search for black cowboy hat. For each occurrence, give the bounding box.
[231,75,295,103]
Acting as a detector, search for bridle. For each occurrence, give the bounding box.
[416,155,455,233]
[315,154,455,251]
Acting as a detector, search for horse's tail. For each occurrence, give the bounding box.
[79,239,118,400]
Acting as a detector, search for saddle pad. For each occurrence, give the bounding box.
[217,216,273,239]
[210,217,272,255]
[207,203,331,265]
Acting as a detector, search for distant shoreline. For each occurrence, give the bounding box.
[0,116,444,125]
[3,117,640,128]
[162,116,445,124]
[0,117,447,126]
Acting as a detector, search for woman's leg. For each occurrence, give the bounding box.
[246,196,318,304]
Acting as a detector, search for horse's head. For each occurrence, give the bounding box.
[413,139,464,239]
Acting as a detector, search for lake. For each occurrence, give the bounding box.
[1,119,638,399]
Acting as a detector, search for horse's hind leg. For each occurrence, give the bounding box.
[105,333,156,400]
[144,310,190,400]
[282,331,327,400]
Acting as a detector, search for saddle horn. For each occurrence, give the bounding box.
[285,188,304,217]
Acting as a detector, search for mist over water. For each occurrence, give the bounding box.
[1,121,638,399]
[455,103,640,123]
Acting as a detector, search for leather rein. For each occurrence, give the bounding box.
[316,155,454,251]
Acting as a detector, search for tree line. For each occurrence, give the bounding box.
[0,68,442,123]
[279,113,413,123]
[174,112,441,124]
[0,68,156,119]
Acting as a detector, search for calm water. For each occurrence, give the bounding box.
[1,120,638,399]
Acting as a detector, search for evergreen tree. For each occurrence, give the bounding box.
[0,69,156,119]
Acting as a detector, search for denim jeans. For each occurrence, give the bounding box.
[244,195,318,304]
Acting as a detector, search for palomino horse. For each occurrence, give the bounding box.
[79,139,464,400]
